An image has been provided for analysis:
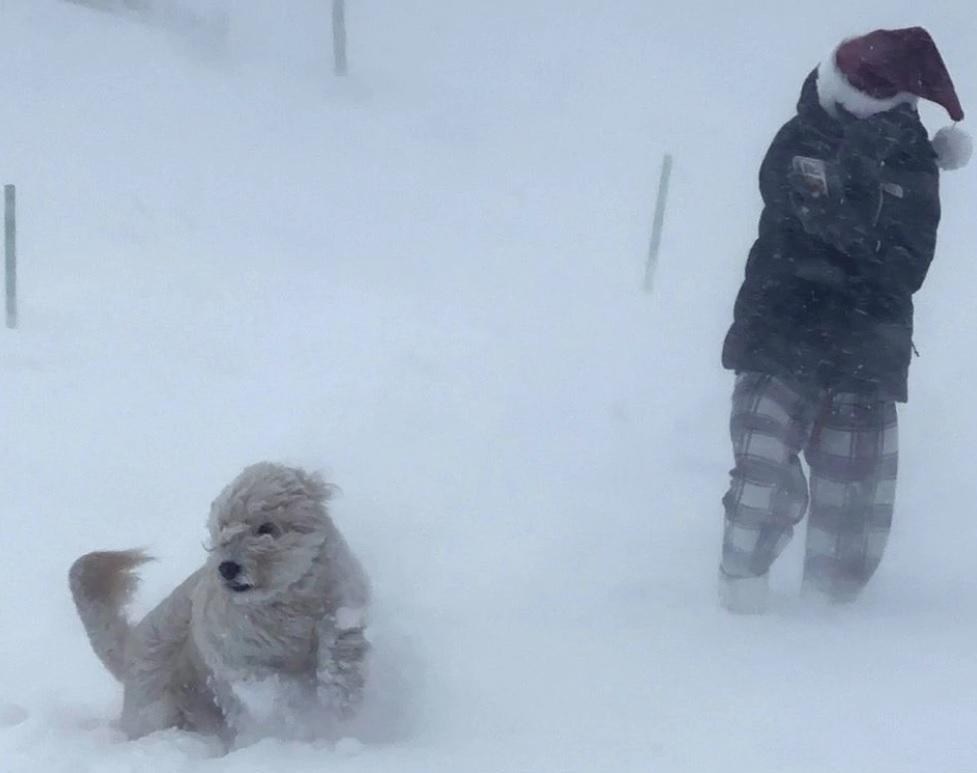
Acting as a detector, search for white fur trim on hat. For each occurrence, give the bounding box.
[932,124,972,170]
[816,47,918,119]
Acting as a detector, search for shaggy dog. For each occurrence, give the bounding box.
[69,462,370,742]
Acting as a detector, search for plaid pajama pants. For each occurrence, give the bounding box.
[721,372,898,600]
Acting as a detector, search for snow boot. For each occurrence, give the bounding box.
[718,567,769,614]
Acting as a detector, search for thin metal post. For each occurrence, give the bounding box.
[5,184,15,329]
[332,0,348,76]
[643,153,673,293]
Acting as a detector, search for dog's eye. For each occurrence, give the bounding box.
[255,522,280,538]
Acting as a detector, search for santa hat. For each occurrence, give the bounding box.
[816,27,971,170]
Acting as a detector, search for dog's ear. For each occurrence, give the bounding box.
[298,470,339,504]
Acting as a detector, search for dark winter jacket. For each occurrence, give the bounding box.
[722,70,941,402]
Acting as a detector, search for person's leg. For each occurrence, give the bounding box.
[720,373,817,612]
[803,392,898,602]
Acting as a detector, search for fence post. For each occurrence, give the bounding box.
[4,184,15,329]
[643,153,673,293]
[332,0,348,76]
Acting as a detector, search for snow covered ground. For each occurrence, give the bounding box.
[1,1,977,770]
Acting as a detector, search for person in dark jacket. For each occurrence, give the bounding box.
[719,27,970,612]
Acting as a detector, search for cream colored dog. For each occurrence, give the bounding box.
[69,462,370,742]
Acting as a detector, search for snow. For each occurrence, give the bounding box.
[2,1,977,771]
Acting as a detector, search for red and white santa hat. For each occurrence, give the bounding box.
[817,26,971,170]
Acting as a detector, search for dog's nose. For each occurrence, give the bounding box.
[218,561,241,580]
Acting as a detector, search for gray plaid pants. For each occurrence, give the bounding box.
[721,372,898,600]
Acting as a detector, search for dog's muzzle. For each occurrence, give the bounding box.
[218,560,253,592]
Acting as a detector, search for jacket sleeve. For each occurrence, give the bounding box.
[758,123,802,212]
[844,110,941,295]
[758,123,884,264]
[785,112,941,295]
[857,164,940,296]
[787,117,890,259]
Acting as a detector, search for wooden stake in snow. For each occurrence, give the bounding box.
[5,184,16,329]
[643,153,673,293]
[332,0,348,76]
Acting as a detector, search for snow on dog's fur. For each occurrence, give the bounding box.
[69,462,370,743]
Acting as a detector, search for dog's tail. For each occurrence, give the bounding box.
[69,549,153,681]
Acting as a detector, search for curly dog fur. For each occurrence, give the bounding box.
[69,462,370,742]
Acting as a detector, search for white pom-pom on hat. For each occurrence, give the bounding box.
[932,124,972,170]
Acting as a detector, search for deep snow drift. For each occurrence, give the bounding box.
[2,1,977,771]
